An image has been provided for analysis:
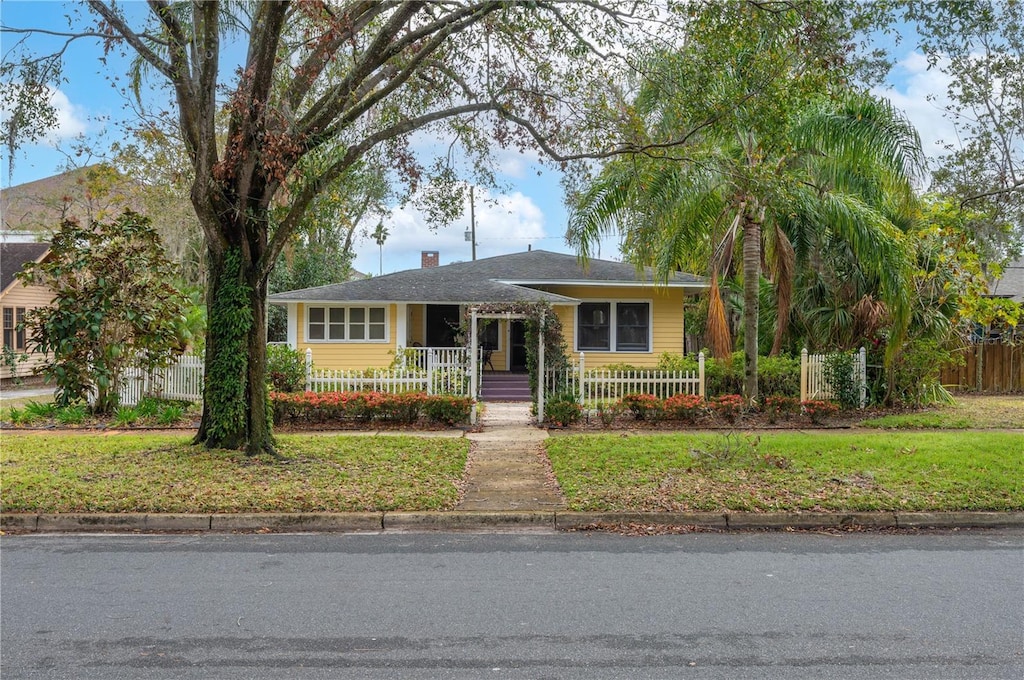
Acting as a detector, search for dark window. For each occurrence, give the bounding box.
[578,302,610,351]
[368,307,386,340]
[2,307,13,350]
[15,307,25,350]
[616,302,649,351]
[479,320,499,350]
[307,306,325,340]
[328,308,346,340]
[2,307,26,351]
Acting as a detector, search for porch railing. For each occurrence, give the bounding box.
[305,347,472,396]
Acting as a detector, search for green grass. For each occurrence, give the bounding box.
[860,413,973,429]
[547,432,1023,513]
[860,395,1024,430]
[0,433,469,514]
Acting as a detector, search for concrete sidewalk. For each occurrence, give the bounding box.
[457,402,566,512]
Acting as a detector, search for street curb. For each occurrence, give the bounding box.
[3,511,1023,533]
[384,511,555,531]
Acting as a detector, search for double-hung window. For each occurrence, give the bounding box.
[307,306,387,342]
[576,301,650,352]
[2,307,26,351]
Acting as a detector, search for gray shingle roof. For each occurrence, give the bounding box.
[1,242,49,293]
[990,258,1024,303]
[268,250,707,304]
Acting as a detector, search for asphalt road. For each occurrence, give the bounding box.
[2,530,1022,679]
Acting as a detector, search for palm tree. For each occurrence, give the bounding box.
[569,58,924,402]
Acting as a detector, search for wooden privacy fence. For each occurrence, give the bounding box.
[939,343,1023,393]
[800,347,867,408]
[546,352,705,406]
[118,354,205,406]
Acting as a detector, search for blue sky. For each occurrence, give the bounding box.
[1,3,952,275]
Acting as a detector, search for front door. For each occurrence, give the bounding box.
[510,320,528,372]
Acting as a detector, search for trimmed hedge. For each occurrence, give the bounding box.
[270,391,472,427]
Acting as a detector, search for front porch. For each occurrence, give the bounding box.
[403,303,530,373]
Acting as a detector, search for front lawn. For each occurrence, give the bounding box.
[859,395,1024,429]
[547,431,1023,513]
[0,433,468,513]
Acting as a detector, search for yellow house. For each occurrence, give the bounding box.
[269,250,707,375]
[0,242,52,383]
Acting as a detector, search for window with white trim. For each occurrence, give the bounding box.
[2,306,26,351]
[576,301,650,352]
[307,306,387,342]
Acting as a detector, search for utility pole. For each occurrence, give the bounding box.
[470,186,477,261]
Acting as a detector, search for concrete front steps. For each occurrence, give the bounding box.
[480,372,531,402]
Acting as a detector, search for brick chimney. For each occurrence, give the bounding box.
[421,250,439,268]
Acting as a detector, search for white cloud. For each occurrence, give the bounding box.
[45,87,90,143]
[0,84,90,147]
[352,189,550,275]
[872,51,959,165]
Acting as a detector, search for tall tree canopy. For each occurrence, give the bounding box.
[3,1,680,454]
[568,2,925,402]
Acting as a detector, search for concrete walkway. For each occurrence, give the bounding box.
[457,402,566,512]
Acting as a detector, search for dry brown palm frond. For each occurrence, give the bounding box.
[706,272,733,359]
[852,294,888,341]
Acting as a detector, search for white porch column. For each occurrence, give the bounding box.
[537,313,545,425]
[470,307,479,425]
[287,303,298,349]
[395,303,408,351]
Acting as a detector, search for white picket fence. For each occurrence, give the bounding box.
[119,354,205,406]
[546,352,705,405]
[800,347,867,408]
[304,347,471,396]
[113,347,863,407]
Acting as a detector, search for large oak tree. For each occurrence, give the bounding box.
[3,1,671,453]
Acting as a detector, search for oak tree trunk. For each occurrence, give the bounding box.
[194,244,274,456]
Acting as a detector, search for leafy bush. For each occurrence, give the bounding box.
[758,354,800,397]
[421,395,473,426]
[269,391,472,427]
[135,397,162,418]
[595,401,624,427]
[889,338,958,407]
[802,399,839,424]
[157,403,186,426]
[620,393,664,421]
[112,406,139,427]
[7,407,29,426]
[709,394,745,423]
[822,352,859,409]
[656,352,701,373]
[267,344,306,392]
[763,395,800,423]
[545,393,582,426]
[664,393,706,423]
[54,404,87,425]
[704,352,744,396]
[24,401,57,420]
[375,392,426,424]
